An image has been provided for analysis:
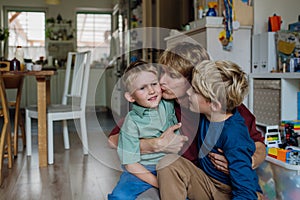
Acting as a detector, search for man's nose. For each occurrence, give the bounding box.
[159,74,166,85]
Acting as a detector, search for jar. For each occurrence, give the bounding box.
[10,57,20,71]
[206,2,217,17]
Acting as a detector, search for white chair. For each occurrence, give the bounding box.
[26,51,91,164]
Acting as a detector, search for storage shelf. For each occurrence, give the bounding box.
[249,72,300,79]
[249,72,300,126]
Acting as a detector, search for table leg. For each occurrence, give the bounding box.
[36,77,48,167]
[46,79,51,105]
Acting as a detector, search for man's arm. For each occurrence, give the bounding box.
[108,122,187,154]
[252,141,266,169]
[209,141,266,174]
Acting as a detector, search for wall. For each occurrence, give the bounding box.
[253,0,300,34]
[0,0,115,26]
[2,0,300,34]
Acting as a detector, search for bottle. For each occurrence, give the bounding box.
[198,6,203,19]
[10,57,20,71]
[15,46,24,71]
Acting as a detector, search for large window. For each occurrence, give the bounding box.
[5,8,46,62]
[76,12,112,64]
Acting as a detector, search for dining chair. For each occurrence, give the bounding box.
[0,75,13,185]
[2,75,26,157]
[26,51,91,164]
[0,63,26,157]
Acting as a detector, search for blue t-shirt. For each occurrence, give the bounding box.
[198,109,262,199]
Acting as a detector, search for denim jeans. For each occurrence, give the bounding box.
[108,165,157,200]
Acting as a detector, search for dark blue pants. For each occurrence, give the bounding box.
[108,165,157,200]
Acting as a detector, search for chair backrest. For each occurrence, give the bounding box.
[62,51,91,110]
[0,61,24,105]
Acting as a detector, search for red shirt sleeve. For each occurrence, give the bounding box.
[109,118,125,136]
[238,104,265,143]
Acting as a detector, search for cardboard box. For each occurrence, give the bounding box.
[234,0,253,26]
[195,0,253,26]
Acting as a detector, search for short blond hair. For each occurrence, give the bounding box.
[159,42,210,82]
[122,60,158,93]
[191,60,248,112]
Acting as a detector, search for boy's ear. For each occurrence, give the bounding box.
[124,92,136,103]
[210,101,222,112]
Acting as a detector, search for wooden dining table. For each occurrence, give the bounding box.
[1,70,57,167]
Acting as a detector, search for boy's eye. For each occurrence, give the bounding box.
[139,87,145,90]
[151,82,158,86]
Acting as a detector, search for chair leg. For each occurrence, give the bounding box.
[25,110,32,156]
[13,108,19,157]
[80,116,89,155]
[62,120,70,149]
[47,117,54,165]
[19,112,26,148]
[0,124,6,185]
[5,123,13,169]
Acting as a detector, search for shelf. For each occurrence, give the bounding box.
[47,40,74,44]
[249,72,300,79]
[249,72,300,126]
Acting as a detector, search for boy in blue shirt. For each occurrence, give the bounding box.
[158,60,263,199]
[108,61,179,200]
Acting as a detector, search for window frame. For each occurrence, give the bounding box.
[3,6,48,60]
[75,9,113,63]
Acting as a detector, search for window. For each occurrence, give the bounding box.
[5,7,46,62]
[76,12,112,64]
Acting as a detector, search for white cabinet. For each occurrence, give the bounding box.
[86,68,106,108]
[165,24,252,74]
[249,73,300,126]
[15,68,107,108]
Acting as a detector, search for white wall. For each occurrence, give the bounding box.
[254,0,300,34]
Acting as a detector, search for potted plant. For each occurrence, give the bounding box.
[0,28,9,60]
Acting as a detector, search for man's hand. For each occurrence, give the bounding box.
[155,123,188,154]
[209,141,266,174]
[208,149,229,174]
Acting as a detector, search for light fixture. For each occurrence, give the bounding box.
[45,0,61,5]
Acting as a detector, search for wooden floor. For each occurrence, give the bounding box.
[0,110,122,200]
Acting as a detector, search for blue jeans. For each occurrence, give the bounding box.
[108,165,157,200]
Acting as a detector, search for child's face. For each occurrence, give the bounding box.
[186,87,210,114]
[126,71,162,108]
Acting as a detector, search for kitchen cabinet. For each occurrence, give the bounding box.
[11,68,106,109]
[87,68,106,109]
[249,73,300,126]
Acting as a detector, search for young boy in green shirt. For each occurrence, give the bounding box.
[108,60,179,200]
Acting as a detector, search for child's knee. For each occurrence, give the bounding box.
[157,154,181,171]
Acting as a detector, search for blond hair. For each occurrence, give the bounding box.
[159,42,210,81]
[122,60,158,93]
[191,60,248,112]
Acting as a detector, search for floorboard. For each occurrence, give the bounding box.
[0,110,121,200]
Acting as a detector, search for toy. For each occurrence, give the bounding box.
[265,125,281,148]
